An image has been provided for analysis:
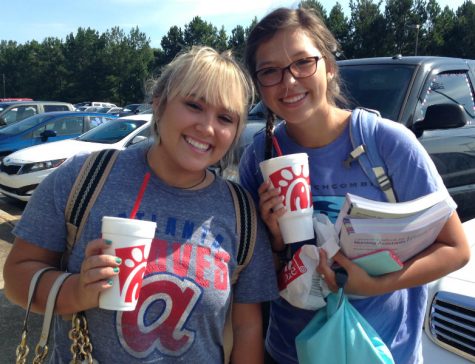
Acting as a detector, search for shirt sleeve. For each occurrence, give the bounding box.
[377,117,455,206]
[238,141,264,204]
[13,154,87,252]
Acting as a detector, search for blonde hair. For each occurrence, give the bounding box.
[151,46,254,141]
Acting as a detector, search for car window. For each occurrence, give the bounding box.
[0,114,51,135]
[78,119,147,144]
[32,116,84,137]
[85,115,114,130]
[415,72,475,122]
[44,105,70,112]
[2,105,38,124]
[339,65,415,121]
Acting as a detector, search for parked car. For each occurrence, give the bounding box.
[119,103,150,117]
[74,101,117,109]
[106,107,124,115]
[0,114,151,201]
[0,101,75,127]
[0,111,117,160]
[422,218,475,363]
[337,55,475,223]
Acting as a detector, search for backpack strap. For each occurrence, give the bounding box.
[344,108,397,203]
[226,180,257,282]
[223,180,258,364]
[63,149,120,269]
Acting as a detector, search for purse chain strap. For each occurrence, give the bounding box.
[69,312,95,364]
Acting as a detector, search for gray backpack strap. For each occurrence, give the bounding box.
[63,149,120,269]
[223,180,258,364]
[344,108,397,203]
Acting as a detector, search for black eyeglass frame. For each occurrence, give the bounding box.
[254,56,323,87]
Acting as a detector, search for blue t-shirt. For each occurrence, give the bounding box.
[238,109,454,364]
[14,144,279,363]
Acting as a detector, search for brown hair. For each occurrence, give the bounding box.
[245,7,345,157]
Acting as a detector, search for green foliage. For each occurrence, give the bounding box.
[299,0,328,21]
[1,1,474,103]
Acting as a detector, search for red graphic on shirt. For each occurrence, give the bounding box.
[268,164,311,211]
[118,273,202,357]
[115,245,150,304]
[116,239,232,359]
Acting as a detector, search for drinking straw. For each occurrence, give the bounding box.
[272,135,283,156]
[130,171,151,219]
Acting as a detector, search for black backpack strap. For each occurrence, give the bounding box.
[223,180,258,364]
[226,180,257,280]
[63,149,119,269]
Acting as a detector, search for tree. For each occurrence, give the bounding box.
[347,0,386,58]
[327,3,350,57]
[228,25,246,61]
[384,0,428,55]
[449,1,475,58]
[299,0,328,21]
[36,37,67,99]
[62,27,109,102]
[104,26,153,105]
[183,16,220,48]
[160,26,185,66]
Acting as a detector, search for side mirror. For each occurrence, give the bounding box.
[418,103,467,131]
[40,129,57,142]
[130,135,148,145]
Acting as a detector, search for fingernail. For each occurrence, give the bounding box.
[107,279,113,286]
[113,267,119,273]
[105,239,113,245]
[115,257,122,264]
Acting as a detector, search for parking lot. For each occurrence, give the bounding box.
[0,197,44,362]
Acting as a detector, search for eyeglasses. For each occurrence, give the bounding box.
[255,56,323,87]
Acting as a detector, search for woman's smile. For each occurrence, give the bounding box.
[184,135,211,152]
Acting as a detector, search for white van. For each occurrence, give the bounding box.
[90,101,117,108]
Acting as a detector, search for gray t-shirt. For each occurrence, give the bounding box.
[14,145,278,363]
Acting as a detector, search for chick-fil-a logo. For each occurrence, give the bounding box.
[268,164,311,211]
[114,245,150,304]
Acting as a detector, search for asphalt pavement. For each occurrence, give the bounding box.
[0,197,44,363]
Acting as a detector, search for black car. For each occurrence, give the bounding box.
[338,56,475,221]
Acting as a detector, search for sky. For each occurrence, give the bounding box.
[1,0,472,49]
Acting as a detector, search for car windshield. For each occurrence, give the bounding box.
[0,113,52,135]
[123,104,139,112]
[95,107,110,113]
[77,118,147,143]
[339,64,416,121]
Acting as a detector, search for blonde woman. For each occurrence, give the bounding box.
[4,46,278,363]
